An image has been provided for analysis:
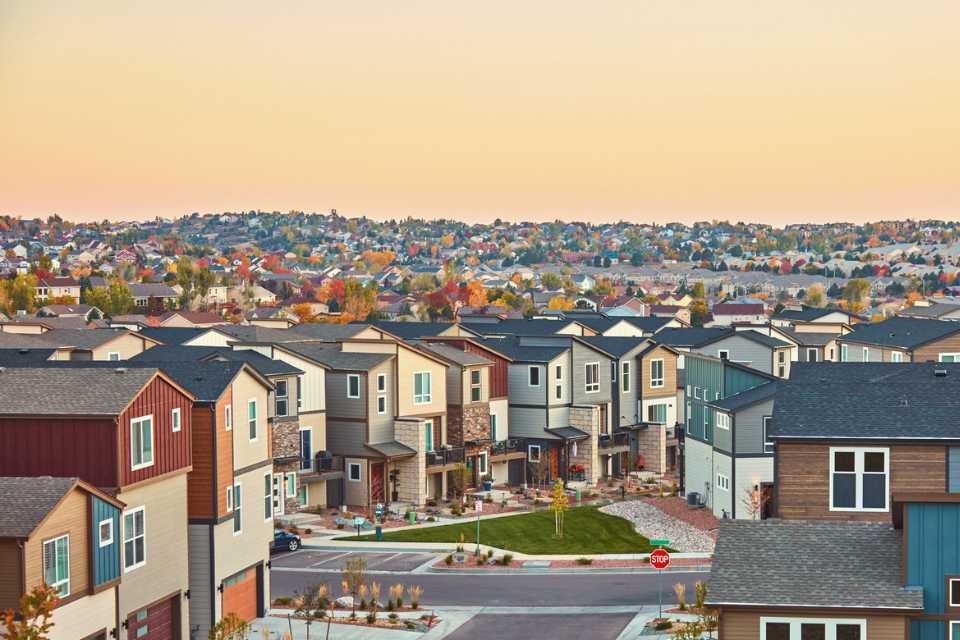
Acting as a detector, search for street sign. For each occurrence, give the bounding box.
[475,500,483,514]
[650,539,670,547]
[353,516,365,527]
[650,548,671,570]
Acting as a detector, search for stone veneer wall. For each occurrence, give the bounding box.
[272,419,303,512]
[447,403,492,448]
[394,418,426,505]
[569,405,601,484]
[636,423,666,475]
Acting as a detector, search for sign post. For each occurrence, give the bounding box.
[353,516,364,539]
[649,546,671,620]
[475,499,483,556]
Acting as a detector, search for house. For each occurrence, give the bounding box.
[0,366,196,640]
[37,303,104,321]
[658,327,792,378]
[837,316,960,363]
[35,276,81,303]
[0,476,125,640]
[898,300,960,321]
[770,304,857,330]
[770,362,960,523]
[599,296,646,317]
[0,327,159,361]
[708,303,766,326]
[155,310,223,328]
[246,307,297,328]
[772,326,840,362]
[129,283,179,309]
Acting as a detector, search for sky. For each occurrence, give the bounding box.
[1,1,959,225]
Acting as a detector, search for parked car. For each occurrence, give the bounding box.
[272,528,301,552]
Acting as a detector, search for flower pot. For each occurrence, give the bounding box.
[482,481,493,491]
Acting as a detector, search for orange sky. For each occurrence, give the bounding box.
[2,1,959,225]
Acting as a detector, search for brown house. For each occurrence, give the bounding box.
[836,316,960,363]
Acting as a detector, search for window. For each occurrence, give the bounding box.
[477,451,488,476]
[232,482,242,534]
[130,416,154,470]
[807,348,819,362]
[414,371,432,404]
[762,416,774,454]
[717,349,729,360]
[123,507,146,571]
[247,399,257,441]
[423,419,434,452]
[297,375,303,410]
[951,447,960,493]
[621,361,630,393]
[225,404,232,431]
[528,366,541,387]
[830,447,889,512]
[348,462,362,482]
[693,386,701,400]
[347,374,360,398]
[647,403,667,424]
[377,395,386,414]
[950,621,960,640]
[98,518,114,548]
[717,473,730,491]
[862,347,870,361]
[760,617,864,640]
[949,577,960,607]
[300,429,312,471]
[611,361,617,382]
[470,369,482,402]
[275,380,288,417]
[555,365,562,399]
[716,412,730,430]
[377,373,386,392]
[940,354,960,363]
[528,444,541,462]
[264,473,272,520]
[285,472,297,498]
[490,414,498,441]
[108,352,121,361]
[891,351,903,363]
[650,359,664,388]
[226,485,233,511]
[584,362,600,393]
[42,535,70,597]
[840,344,849,362]
[171,408,181,433]
[298,484,308,507]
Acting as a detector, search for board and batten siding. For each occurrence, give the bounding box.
[91,495,122,586]
[326,371,367,420]
[950,447,960,492]
[325,419,368,457]
[508,363,548,405]
[912,332,960,362]
[0,417,117,487]
[0,541,21,610]
[25,489,89,603]
[734,399,775,455]
[640,345,678,400]
[187,524,212,633]
[265,349,327,415]
[694,333,773,375]
[719,610,907,640]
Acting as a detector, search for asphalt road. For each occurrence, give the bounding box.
[270,550,708,607]
[444,614,637,640]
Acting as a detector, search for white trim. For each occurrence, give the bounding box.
[171,407,181,433]
[527,444,541,463]
[717,349,729,360]
[98,518,114,548]
[862,346,870,361]
[584,361,600,393]
[469,368,482,403]
[247,398,258,442]
[413,371,432,404]
[225,485,233,512]
[715,411,730,430]
[348,462,363,482]
[762,416,774,454]
[377,394,387,415]
[951,620,960,639]
[122,506,146,572]
[263,471,273,522]
[423,418,434,452]
[650,359,665,388]
[554,364,562,399]
[284,472,298,498]
[621,361,630,393]
[829,446,890,513]
[377,373,386,393]
[528,365,541,388]
[840,344,849,362]
[42,533,70,597]
[890,351,903,363]
[717,473,730,491]
[806,348,819,362]
[477,451,489,476]
[129,415,154,471]
[939,353,960,363]
[950,578,960,607]
[347,374,361,398]
[275,379,289,417]
[759,616,866,640]
[224,404,232,431]
[108,351,121,361]
[232,481,242,536]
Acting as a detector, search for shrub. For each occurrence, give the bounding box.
[655,620,673,631]
[366,613,376,624]
[304,528,313,534]
[388,613,399,620]
[444,554,453,566]
[427,516,435,522]
[273,596,292,606]
[673,583,687,610]
[501,553,514,565]
[486,549,494,559]
[336,523,345,530]
[405,621,416,630]
[575,557,593,565]
[475,556,484,565]
[695,580,708,610]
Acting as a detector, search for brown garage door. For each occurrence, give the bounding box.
[127,596,175,640]
[222,566,258,622]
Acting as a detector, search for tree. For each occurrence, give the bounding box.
[207,614,249,640]
[550,480,568,538]
[1,583,58,640]
[1,274,36,315]
[463,280,488,307]
[546,295,574,311]
[842,278,871,312]
[540,272,562,290]
[291,303,318,323]
[803,283,826,308]
[689,299,709,327]
[690,281,705,298]
[108,283,135,315]
[341,557,367,617]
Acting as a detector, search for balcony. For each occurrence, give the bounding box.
[490,438,526,461]
[299,452,345,481]
[598,431,630,453]
[314,452,344,472]
[426,446,465,468]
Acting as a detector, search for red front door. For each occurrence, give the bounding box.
[371,462,385,504]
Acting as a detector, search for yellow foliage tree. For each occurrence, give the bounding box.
[546,295,574,311]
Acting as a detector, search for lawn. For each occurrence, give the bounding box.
[340,506,660,554]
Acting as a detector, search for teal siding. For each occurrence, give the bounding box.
[723,366,769,397]
[906,502,960,640]
[950,447,960,493]
[684,355,767,445]
[91,496,121,586]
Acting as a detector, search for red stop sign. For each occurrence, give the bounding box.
[650,548,671,570]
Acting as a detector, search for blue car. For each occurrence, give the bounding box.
[272,528,301,552]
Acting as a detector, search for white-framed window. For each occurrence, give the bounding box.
[123,506,146,571]
[862,347,870,361]
[950,621,960,640]
[275,380,288,416]
[285,472,297,498]
[940,353,960,363]
[949,577,960,607]
[171,407,181,433]
[298,484,308,507]
[226,485,233,512]
[348,462,362,482]
[717,473,730,491]
[646,403,667,423]
[108,352,121,361]
[98,518,114,548]
[377,373,386,392]
[377,395,387,414]
[347,374,361,398]
[130,415,154,471]
[840,344,849,362]
[611,361,617,382]
[830,447,889,512]
[760,616,865,640]
[891,351,903,363]
[477,451,488,476]
[225,404,232,431]
[232,482,242,534]
[423,419,434,452]
[528,366,541,387]
[297,375,303,410]
[717,349,729,360]
[528,444,541,462]
[490,414,498,440]
[555,365,562,399]
[650,359,664,388]
[413,371,432,404]
[621,361,630,393]
[807,348,819,362]
[762,416,774,454]
[263,472,272,521]
[584,362,600,393]
[300,428,312,471]
[715,412,730,430]
[247,399,257,441]
[470,369,482,402]
[693,386,701,400]
[42,534,70,597]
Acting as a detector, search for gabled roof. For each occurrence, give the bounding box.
[0,477,120,539]
[579,336,650,358]
[128,283,178,297]
[130,345,302,377]
[712,303,764,316]
[465,318,585,337]
[618,316,677,333]
[477,337,568,363]
[369,320,458,340]
[278,342,392,371]
[708,380,780,412]
[898,302,960,319]
[0,347,57,363]
[735,330,791,349]
[287,323,375,341]
[409,341,492,367]
[839,316,960,349]
[654,327,733,348]
[707,520,923,610]
[139,326,210,345]
[772,305,851,322]
[772,326,837,346]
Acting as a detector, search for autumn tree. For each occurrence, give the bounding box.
[546,295,574,311]
[842,278,871,313]
[540,272,562,290]
[1,583,58,640]
[689,299,709,327]
[291,303,318,323]
[550,480,569,538]
[463,280,488,307]
[803,283,826,308]
[1,274,37,315]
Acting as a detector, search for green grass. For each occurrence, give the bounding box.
[338,506,660,554]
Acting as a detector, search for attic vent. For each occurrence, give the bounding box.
[898,397,909,407]
[934,368,948,377]
[114,367,127,374]
[18,348,29,354]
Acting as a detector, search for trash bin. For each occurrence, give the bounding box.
[409,511,416,525]
[375,525,383,541]
[687,491,701,506]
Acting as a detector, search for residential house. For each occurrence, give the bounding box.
[35,276,81,303]
[708,303,766,326]
[837,317,960,363]
[770,304,857,330]
[898,301,960,321]
[0,367,196,640]
[0,477,125,640]
[659,328,792,378]
[129,283,179,309]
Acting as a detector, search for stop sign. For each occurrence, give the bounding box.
[650,548,671,570]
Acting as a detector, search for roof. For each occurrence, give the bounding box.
[279,342,393,371]
[0,477,77,538]
[772,305,848,322]
[619,316,674,333]
[567,316,621,334]
[369,321,457,340]
[707,520,923,610]
[654,327,733,347]
[708,380,780,412]
[774,327,837,346]
[899,302,960,319]
[287,323,374,341]
[129,283,178,297]
[465,318,582,337]
[772,362,960,440]
[365,441,417,459]
[130,345,302,377]
[545,426,590,440]
[0,347,57,364]
[839,316,960,349]
[712,303,765,316]
[579,336,650,358]
[139,326,210,345]
[38,328,148,350]
[0,366,164,415]
[477,337,568,363]
[735,330,790,349]
[143,360,249,402]
[410,341,492,367]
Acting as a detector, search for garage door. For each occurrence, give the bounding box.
[127,596,175,640]
[222,566,258,622]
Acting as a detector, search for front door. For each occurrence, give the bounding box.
[371,462,385,505]
[272,474,284,516]
[126,596,175,640]
[548,447,559,479]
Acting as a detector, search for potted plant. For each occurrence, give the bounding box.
[481,474,494,492]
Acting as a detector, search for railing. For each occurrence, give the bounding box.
[598,431,630,449]
[490,438,523,456]
[312,452,344,472]
[426,446,465,467]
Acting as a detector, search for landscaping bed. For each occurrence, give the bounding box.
[601,501,715,553]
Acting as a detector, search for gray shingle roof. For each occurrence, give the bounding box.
[899,302,960,319]
[409,341,491,367]
[130,345,302,376]
[707,520,923,610]
[654,327,733,347]
[579,336,650,358]
[279,343,393,371]
[772,305,849,323]
[736,330,790,349]
[0,366,160,415]
[708,380,780,412]
[370,321,457,340]
[775,327,837,346]
[0,477,78,538]
[465,319,582,337]
[839,316,960,349]
[139,327,210,345]
[0,347,57,364]
[144,361,247,402]
[477,337,568,363]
